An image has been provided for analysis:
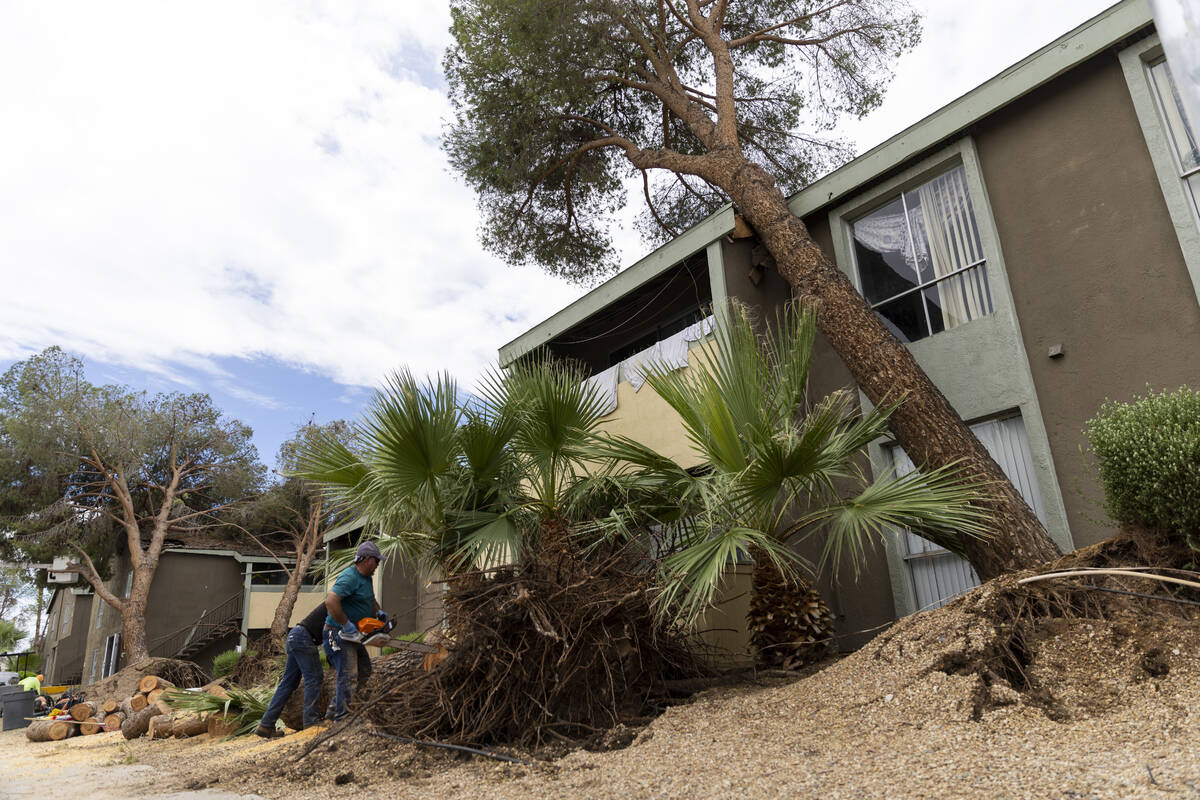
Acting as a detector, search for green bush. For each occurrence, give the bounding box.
[1084,386,1200,540]
[212,648,255,678]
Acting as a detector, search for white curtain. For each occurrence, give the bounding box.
[916,166,990,330]
[852,206,926,268]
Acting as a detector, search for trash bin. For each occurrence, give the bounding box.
[0,687,36,731]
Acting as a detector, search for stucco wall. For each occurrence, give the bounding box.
[973,52,1200,547]
[42,589,93,684]
[593,343,713,470]
[245,586,327,630]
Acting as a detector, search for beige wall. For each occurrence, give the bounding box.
[245,586,327,630]
[695,565,753,666]
[594,343,713,470]
[973,53,1200,547]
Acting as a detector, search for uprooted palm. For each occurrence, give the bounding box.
[595,302,991,666]
[292,362,706,744]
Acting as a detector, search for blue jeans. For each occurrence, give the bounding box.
[259,625,324,730]
[323,626,372,720]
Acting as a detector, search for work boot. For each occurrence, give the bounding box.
[254,724,283,739]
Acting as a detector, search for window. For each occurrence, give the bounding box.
[1147,59,1199,217]
[61,593,73,637]
[1121,38,1200,301]
[891,415,1045,611]
[850,164,993,343]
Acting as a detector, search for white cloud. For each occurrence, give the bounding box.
[0,0,1119,392]
[0,0,580,387]
[841,0,1116,152]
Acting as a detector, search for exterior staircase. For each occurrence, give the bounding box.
[148,590,244,661]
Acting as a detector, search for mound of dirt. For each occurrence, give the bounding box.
[80,657,211,700]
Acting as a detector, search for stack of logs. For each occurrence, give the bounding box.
[25,675,230,742]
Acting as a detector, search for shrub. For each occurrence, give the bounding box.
[1084,386,1200,541]
[212,648,255,678]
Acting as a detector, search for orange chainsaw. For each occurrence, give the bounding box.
[358,614,440,654]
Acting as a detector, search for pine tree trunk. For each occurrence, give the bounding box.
[720,159,1061,579]
[270,501,323,640]
[120,590,150,664]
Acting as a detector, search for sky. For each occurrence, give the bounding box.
[0,0,1117,467]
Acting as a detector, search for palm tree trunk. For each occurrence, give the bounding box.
[718,158,1061,580]
[747,546,833,668]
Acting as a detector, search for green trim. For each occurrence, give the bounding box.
[498,206,735,366]
[1118,33,1200,305]
[826,137,1073,615]
[322,516,367,544]
[789,0,1152,220]
[160,547,296,565]
[705,240,730,331]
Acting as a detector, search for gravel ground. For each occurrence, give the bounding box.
[6,581,1199,800]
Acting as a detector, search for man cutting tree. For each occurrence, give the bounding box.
[322,541,384,721]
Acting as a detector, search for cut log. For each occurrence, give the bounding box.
[101,698,119,714]
[103,711,126,729]
[138,675,174,693]
[121,705,159,740]
[26,719,72,742]
[147,688,166,705]
[69,701,95,721]
[200,681,230,700]
[128,693,148,712]
[148,715,173,739]
[207,712,240,738]
[80,718,102,735]
[172,715,208,738]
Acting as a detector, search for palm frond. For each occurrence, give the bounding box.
[657,525,796,623]
[799,462,992,575]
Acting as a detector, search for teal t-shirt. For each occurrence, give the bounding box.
[324,565,376,628]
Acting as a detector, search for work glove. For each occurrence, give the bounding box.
[339,620,363,643]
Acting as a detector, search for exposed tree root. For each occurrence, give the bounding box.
[362,547,708,747]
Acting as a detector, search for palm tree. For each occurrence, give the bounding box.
[295,363,616,579]
[594,302,990,666]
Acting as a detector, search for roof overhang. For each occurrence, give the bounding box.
[498,205,735,367]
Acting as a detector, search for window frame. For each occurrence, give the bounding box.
[1119,33,1200,305]
[829,138,1010,347]
[846,163,995,342]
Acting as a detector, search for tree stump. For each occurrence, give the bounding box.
[138,675,174,693]
[69,701,95,721]
[172,715,208,738]
[26,719,72,741]
[80,718,102,735]
[207,713,239,738]
[121,706,159,740]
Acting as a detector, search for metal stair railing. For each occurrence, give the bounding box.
[148,589,245,660]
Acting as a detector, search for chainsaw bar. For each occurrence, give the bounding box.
[362,634,441,653]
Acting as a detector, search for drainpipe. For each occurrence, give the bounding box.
[239,562,252,651]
